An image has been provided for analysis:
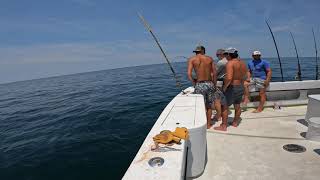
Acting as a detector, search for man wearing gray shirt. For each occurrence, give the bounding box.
[212,49,227,121]
[216,49,228,80]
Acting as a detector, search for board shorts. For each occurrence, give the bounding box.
[250,77,265,89]
[194,81,215,108]
[225,85,244,106]
[214,88,227,106]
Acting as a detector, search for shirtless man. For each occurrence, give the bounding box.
[214,47,247,131]
[187,45,217,129]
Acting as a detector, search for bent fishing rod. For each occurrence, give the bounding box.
[289,31,302,81]
[265,20,284,82]
[137,13,185,94]
[312,28,319,80]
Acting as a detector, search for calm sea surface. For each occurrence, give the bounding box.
[0,58,318,179]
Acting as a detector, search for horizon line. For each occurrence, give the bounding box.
[0,56,317,85]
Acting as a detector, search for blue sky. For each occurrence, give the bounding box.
[0,0,319,83]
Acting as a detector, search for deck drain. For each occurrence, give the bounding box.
[300,132,306,138]
[148,157,164,167]
[283,144,306,153]
[314,149,320,155]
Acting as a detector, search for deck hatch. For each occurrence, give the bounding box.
[283,144,306,153]
[148,157,164,167]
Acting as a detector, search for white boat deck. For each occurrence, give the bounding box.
[194,105,320,180]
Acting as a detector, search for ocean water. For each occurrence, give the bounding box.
[0,58,318,180]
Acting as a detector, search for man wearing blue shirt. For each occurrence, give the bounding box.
[243,50,272,113]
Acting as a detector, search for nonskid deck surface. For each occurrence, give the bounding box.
[194,106,320,180]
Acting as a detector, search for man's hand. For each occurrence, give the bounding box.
[244,80,250,86]
[192,79,197,86]
[264,80,270,87]
[222,86,227,92]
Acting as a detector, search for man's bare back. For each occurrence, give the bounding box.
[187,46,217,129]
[215,48,246,131]
[225,58,247,86]
[187,54,215,83]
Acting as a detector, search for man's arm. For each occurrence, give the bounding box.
[242,61,249,81]
[223,62,233,92]
[246,71,251,82]
[246,63,251,82]
[264,61,272,87]
[187,58,195,85]
[265,68,272,87]
[216,61,222,78]
[211,58,217,87]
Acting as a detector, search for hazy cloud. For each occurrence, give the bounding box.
[0,0,319,83]
[0,40,163,64]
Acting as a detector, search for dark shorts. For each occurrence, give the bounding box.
[225,85,244,106]
[194,81,215,108]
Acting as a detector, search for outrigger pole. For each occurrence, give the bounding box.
[289,31,302,81]
[137,13,184,93]
[312,28,319,80]
[265,20,284,82]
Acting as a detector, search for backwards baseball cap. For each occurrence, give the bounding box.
[193,45,205,53]
[252,50,261,56]
[225,47,238,54]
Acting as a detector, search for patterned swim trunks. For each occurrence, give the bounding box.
[194,81,215,108]
[213,88,227,106]
[251,77,265,89]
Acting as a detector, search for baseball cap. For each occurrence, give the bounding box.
[216,49,225,55]
[225,47,238,54]
[193,45,205,53]
[252,50,261,56]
